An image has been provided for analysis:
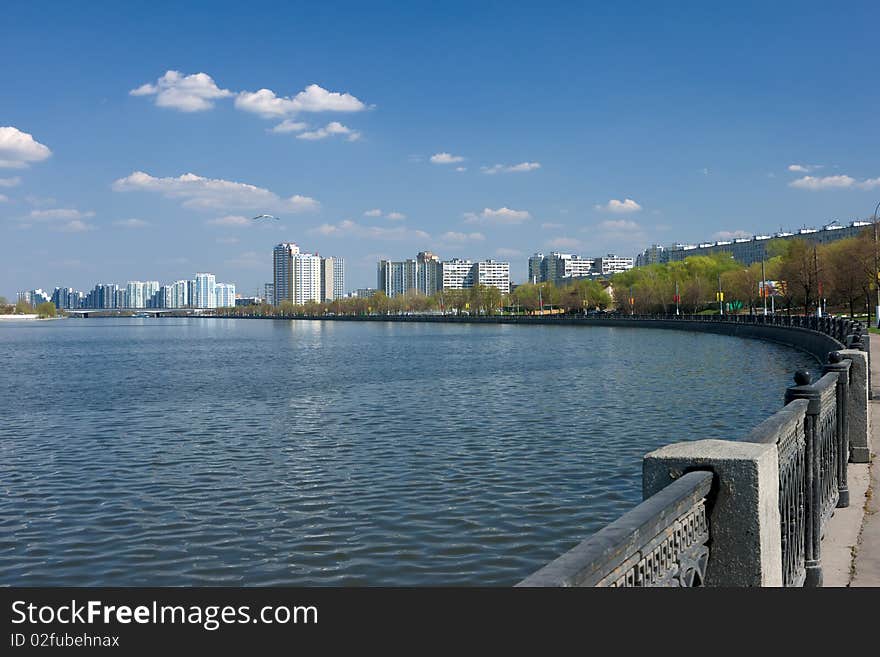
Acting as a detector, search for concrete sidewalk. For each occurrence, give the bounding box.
[850,334,879,586]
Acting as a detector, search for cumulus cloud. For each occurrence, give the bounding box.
[463,207,531,224]
[440,231,485,243]
[308,219,429,241]
[594,198,642,214]
[455,166,467,172]
[0,127,52,168]
[130,71,232,112]
[0,176,22,187]
[788,164,822,173]
[235,84,366,118]
[546,237,582,249]
[297,121,360,141]
[113,218,150,228]
[364,209,405,220]
[481,161,541,174]
[270,120,309,134]
[788,175,866,190]
[430,152,465,164]
[112,171,320,213]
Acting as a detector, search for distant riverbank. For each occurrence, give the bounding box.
[0,314,64,321]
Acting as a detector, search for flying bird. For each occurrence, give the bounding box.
[252,214,279,221]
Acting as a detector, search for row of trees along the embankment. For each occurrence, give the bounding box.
[215,231,879,319]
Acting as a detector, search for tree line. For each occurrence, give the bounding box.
[613,229,880,316]
[220,279,613,317]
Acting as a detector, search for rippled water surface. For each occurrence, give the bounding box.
[0,318,818,585]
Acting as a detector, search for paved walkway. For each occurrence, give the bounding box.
[850,335,880,586]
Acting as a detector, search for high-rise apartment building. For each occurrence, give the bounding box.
[331,257,345,300]
[320,257,335,302]
[193,273,217,308]
[214,282,236,307]
[272,242,301,305]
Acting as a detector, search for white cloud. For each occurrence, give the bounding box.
[440,231,485,243]
[55,220,95,233]
[0,194,7,202]
[788,164,823,173]
[112,171,320,213]
[0,127,52,169]
[455,166,467,172]
[595,198,642,214]
[430,152,465,164]
[463,207,531,224]
[364,208,405,220]
[270,120,309,134]
[496,247,522,257]
[546,237,582,249]
[113,218,150,228]
[130,71,232,112]
[308,219,429,241]
[235,84,366,118]
[598,219,640,231]
[481,161,541,174]
[29,208,95,220]
[714,230,752,240]
[789,175,856,190]
[297,121,360,141]
[0,176,22,187]
[206,214,251,226]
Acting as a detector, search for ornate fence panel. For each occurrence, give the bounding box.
[784,370,840,587]
[743,399,808,587]
[517,471,713,587]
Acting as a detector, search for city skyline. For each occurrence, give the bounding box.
[3,2,880,298]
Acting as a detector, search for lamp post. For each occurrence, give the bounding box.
[717,273,723,316]
[873,200,880,327]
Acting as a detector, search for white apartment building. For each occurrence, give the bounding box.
[474,260,511,293]
[193,273,216,308]
[593,254,634,275]
[214,282,236,307]
[441,259,474,290]
[291,253,323,304]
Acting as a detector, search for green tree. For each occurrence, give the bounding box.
[36,301,57,318]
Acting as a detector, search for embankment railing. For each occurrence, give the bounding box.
[516,314,868,587]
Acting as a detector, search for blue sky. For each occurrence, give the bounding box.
[2,0,879,297]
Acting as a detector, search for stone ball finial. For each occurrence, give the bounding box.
[828,352,842,364]
[794,370,812,386]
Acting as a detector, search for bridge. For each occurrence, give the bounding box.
[65,308,216,318]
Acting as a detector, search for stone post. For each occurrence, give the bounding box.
[823,352,851,507]
[838,348,870,463]
[643,440,782,587]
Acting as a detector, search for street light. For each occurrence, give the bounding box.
[873,200,880,327]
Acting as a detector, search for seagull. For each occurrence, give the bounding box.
[252,214,279,221]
